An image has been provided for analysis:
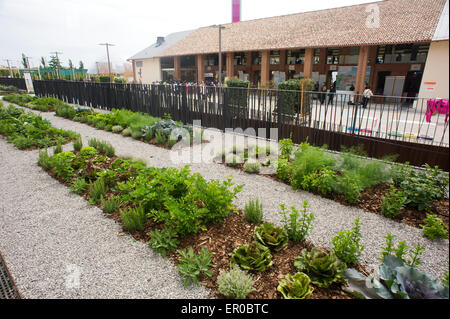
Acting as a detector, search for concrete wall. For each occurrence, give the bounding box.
[134,58,161,84]
[418,40,449,100]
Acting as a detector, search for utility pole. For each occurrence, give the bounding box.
[99,43,115,82]
[50,51,63,79]
[213,25,226,86]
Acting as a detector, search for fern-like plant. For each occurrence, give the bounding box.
[120,206,146,231]
[244,198,263,224]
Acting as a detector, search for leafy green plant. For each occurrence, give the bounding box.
[122,127,132,137]
[334,173,363,204]
[254,222,288,251]
[379,234,426,268]
[381,185,407,218]
[277,272,314,299]
[279,201,315,242]
[294,247,347,288]
[51,151,76,182]
[120,206,146,231]
[148,227,179,258]
[243,161,261,174]
[420,214,448,240]
[443,261,449,287]
[155,129,166,144]
[332,218,365,265]
[88,138,115,157]
[111,125,124,133]
[244,198,263,224]
[177,246,213,287]
[279,138,294,158]
[88,178,108,204]
[301,169,337,195]
[217,265,255,299]
[70,178,88,195]
[79,146,98,158]
[231,242,273,271]
[53,143,62,155]
[345,255,449,299]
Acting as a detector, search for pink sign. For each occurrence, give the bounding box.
[232,0,241,23]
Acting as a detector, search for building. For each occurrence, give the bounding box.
[128,30,194,84]
[129,0,448,99]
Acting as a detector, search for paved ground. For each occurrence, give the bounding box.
[0,99,448,298]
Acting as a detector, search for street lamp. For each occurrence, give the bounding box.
[99,43,115,82]
[212,24,226,86]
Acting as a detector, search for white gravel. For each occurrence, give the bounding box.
[1,100,448,298]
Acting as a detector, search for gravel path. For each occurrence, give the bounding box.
[0,136,209,299]
[1,100,448,297]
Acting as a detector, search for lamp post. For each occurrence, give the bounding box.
[99,43,115,82]
[213,25,226,86]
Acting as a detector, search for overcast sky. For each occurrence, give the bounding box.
[0,0,380,72]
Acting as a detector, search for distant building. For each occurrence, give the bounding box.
[128,0,448,100]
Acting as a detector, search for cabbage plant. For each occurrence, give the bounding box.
[294,247,346,288]
[254,222,288,251]
[230,242,273,271]
[277,272,314,299]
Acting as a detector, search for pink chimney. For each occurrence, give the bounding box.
[232,0,241,23]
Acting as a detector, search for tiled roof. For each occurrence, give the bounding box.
[128,30,194,60]
[156,0,447,57]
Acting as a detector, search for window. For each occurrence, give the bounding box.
[252,52,262,65]
[326,48,340,64]
[286,49,305,64]
[160,57,173,69]
[376,43,430,64]
[313,49,320,64]
[205,54,218,66]
[180,55,196,68]
[270,50,280,65]
[135,61,143,67]
[234,52,247,66]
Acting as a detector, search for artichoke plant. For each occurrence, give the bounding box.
[294,247,347,288]
[230,242,273,272]
[254,222,289,251]
[277,272,314,299]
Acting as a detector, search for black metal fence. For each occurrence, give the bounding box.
[2,78,448,170]
[0,77,27,90]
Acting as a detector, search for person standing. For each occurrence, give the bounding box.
[362,86,373,109]
[328,81,337,105]
[320,83,327,105]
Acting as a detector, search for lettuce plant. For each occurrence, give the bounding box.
[277,272,314,299]
[254,222,288,251]
[294,247,346,288]
[231,242,273,272]
[345,255,449,299]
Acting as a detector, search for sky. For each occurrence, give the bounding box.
[0,0,381,73]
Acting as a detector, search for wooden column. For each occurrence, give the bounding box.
[174,56,181,81]
[197,54,204,83]
[261,50,270,86]
[355,46,370,95]
[226,52,235,79]
[304,48,314,78]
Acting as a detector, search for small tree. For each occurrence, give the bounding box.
[40,57,47,68]
[78,60,84,70]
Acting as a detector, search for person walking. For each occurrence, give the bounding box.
[328,81,336,105]
[362,86,373,109]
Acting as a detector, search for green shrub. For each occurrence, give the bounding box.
[73,136,83,152]
[275,157,292,181]
[217,265,255,299]
[332,218,365,265]
[421,214,448,240]
[334,173,363,204]
[148,227,179,258]
[120,206,146,231]
[290,144,335,190]
[177,246,213,287]
[155,129,166,144]
[277,272,314,299]
[79,146,98,158]
[294,248,346,288]
[51,151,76,182]
[379,233,425,267]
[88,178,108,204]
[278,78,314,116]
[53,143,63,155]
[244,198,263,224]
[301,169,337,195]
[122,127,132,137]
[254,222,288,251]
[101,196,120,214]
[88,138,115,157]
[70,178,88,195]
[381,186,407,218]
[112,125,124,133]
[38,149,53,170]
[131,128,142,140]
[243,161,261,174]
[94,121,106,130]
[279,138,294,158]
[279,201,315,242]
[231,242,273,272]
[168,136,178,148]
